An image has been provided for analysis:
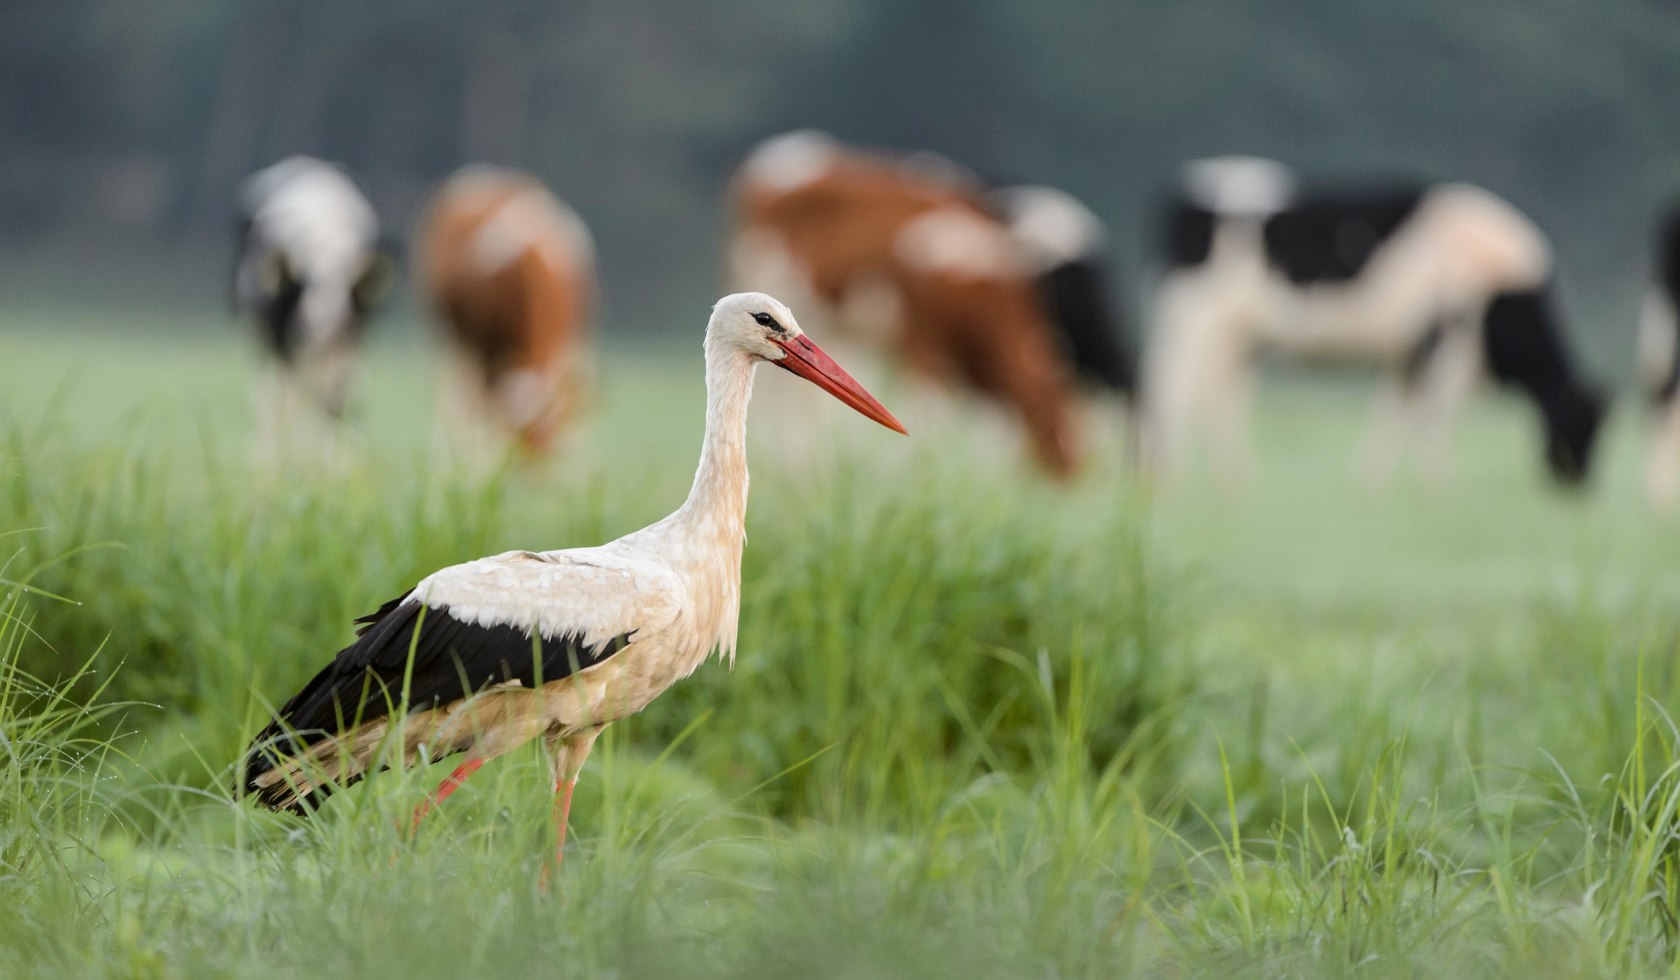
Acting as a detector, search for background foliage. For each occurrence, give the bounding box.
[3,0,1680,357]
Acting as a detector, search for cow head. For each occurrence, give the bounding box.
[1544,383,1607,486]
[1482,287,1606,487]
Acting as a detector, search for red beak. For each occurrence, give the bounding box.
[771,335,908,435]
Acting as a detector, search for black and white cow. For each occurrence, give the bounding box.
[232,156,392,462]
[985,185,1138,399]
[1144,156,1605,487]
[1640,207,1680,507]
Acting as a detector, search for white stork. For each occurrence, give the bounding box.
[242,292,906,867]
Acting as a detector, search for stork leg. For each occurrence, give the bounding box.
[409,758,485,835]
[552,774,578,861]
[541,728,604,887]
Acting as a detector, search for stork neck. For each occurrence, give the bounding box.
[674,342,755,536]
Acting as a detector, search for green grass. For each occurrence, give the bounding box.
[4,307,1680,976]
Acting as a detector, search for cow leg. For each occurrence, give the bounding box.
[1648,396,1680,511]
[1143,273,1253,486]
[437,345,501,473]
[1360,321,1448,487]
[257,363,306,468]
[436,346,471,462]
[1357,377,1410,488]
[1140,283,1204,481]
[309,341,357,469]
[547,348,593,447]
[1407,320,1482,488]
[1203,354,1255,492]
[253,364,281,467]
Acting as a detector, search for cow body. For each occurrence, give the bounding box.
[416,167,595,459]
[1146,156,1604,487]
[730,131,1131,478]
[233,156,390,462]
[1641,208,1680,507]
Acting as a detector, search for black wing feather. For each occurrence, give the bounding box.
[353,591,411,634]
[242,591,635,808]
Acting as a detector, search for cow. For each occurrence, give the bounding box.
[232,156,393,463]
[1640,207,1680,508]
[984,184,1138,397]
[1144,155,1605,489]
[414,166,595,461]
[729,130,1133,478]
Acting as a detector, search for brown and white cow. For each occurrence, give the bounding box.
[415,166,595,460]
[728,131,1108,478]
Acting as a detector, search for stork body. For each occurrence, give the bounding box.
[243,293,904,867]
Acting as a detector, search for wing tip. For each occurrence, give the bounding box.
[238,731,353,817]
[354,590,416,635]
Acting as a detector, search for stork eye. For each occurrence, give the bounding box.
[752,311,785,332]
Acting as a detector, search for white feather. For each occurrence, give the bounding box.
[409,549,687,652]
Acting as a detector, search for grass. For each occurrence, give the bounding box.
[4,306,1680,976]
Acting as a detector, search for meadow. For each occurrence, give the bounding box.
[3,305,1680,977]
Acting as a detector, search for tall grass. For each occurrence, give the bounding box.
[5,338,1680,975]
[0,538,132,971]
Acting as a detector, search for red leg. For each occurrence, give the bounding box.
[540,729,602,890]
[536,776,578,892]
[553,776,577,865]
[409,758,484,835]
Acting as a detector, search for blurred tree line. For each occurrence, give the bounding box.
[1,0,1678,352]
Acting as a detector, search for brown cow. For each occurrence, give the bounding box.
[728,131,1082,477]
[416,166,595,458]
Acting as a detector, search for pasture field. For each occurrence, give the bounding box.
[3,306,1680,977]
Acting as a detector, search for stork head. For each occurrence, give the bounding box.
[710,292,907,435]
